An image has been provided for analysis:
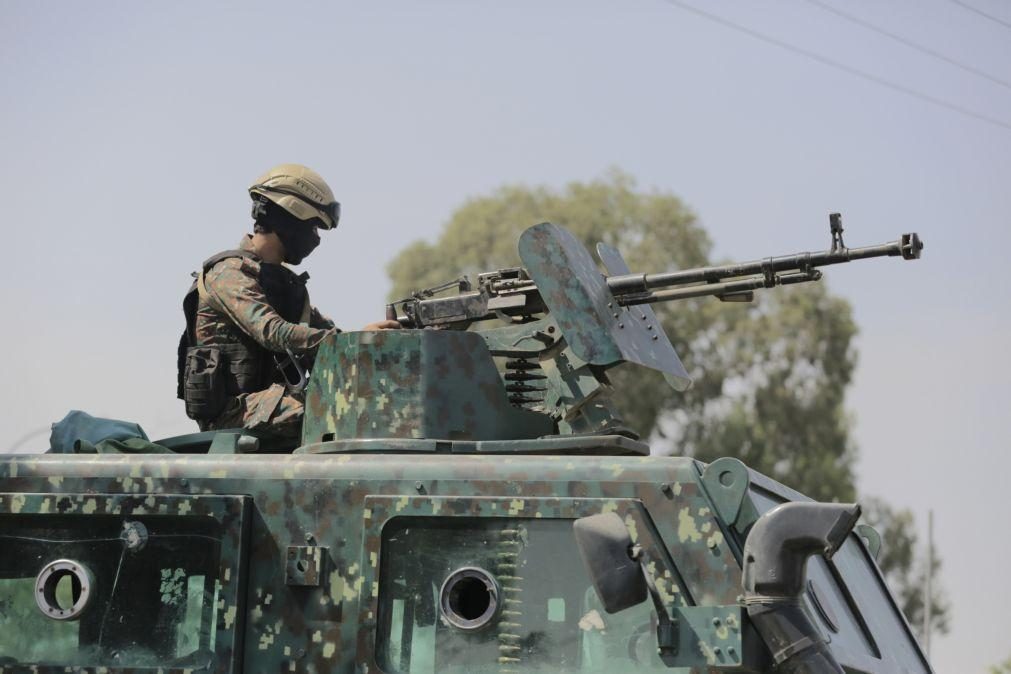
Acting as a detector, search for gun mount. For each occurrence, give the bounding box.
[304,215,922,447]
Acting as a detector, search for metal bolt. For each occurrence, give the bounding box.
[415,481,424,492]
[618,322,624,329]
[713,647,722,656]
[660,483,672,494]
[712,617,721,626]
[652,335,659,340]
[607,302,613,308]
[728,646,737,657]
[180,478,188,487]
[305,532,315,544]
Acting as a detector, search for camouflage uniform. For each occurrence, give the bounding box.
[194,235,337,438]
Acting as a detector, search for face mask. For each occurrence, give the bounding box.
[277,222,321,265]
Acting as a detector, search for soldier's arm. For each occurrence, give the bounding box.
[202,259,333,353]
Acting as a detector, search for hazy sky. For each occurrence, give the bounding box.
[2,1,1009,670]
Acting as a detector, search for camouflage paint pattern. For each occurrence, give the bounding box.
[0,489,250,671]
[302,331,553,445]
[0,447,932,673]
[518,223,690,388]
[1,451,753,672]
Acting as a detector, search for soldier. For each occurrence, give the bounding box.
[177,163,398,439]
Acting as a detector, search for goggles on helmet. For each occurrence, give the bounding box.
[252,184,341,229]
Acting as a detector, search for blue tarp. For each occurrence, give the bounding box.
[48,410,150,454]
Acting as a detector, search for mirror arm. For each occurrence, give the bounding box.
[631,544,679,659]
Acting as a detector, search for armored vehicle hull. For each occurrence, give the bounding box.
[0,447,930,673]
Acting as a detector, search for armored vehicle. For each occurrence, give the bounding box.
[0,218,931,673]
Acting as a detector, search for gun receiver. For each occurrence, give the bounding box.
[388,268,546,329]
[390,214,923,328]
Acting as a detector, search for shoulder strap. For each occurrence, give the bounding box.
[196,249,262,303]
[196,271,211,303]
[295,271,312,325]
[202,248,261,273]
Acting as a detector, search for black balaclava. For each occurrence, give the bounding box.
[259,200,322,265]
[275,220,320,265]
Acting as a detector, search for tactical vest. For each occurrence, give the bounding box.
[176,249,311,420]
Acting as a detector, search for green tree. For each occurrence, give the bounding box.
[989,655,1011,674]
[387,170,947,631]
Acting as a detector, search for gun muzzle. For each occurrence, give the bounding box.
[900,233,923,260]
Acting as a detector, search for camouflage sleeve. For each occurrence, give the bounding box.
[202,258,333,353]
[309,306,338,331]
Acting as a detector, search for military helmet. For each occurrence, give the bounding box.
[249,163,340,230]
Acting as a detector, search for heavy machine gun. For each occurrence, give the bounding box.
[387,213,922,330]
[362,215,922,438]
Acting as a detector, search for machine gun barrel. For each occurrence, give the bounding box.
[391,216,922,328]
[621,270,820,305]
[607,230,922,302]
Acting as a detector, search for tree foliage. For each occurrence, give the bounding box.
[990,655,1011,674]
[388,170,855,499]
[387,170,947,632]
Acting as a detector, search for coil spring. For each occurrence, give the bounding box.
[503,358,546,410]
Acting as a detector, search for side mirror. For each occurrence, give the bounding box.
[572,512,648,613]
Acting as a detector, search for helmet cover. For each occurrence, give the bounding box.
[249,163,340,230]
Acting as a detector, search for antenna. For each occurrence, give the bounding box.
[922,509,933,657]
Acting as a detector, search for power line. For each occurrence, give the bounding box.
[946,0,1011,30]
[659,0,1011,132]
[803,0,1011,90]
[6,426,50,453]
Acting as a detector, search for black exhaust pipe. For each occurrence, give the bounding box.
[742,502,861,674]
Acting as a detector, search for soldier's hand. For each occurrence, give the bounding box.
[361,320,402,331]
